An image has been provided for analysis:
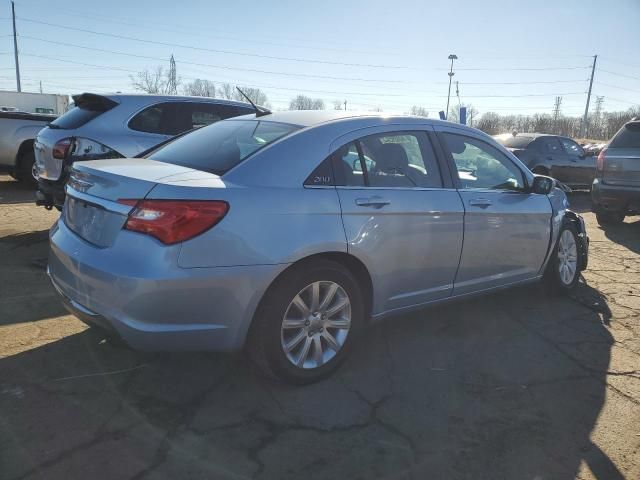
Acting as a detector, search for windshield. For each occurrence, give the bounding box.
[149,119,300,175]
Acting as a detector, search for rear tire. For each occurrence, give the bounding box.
[544,222,581,294]
[15,150,37,187]
[596,211,625,226]
[246,260,364,385]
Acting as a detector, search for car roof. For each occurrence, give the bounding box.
[74,92,253,109]
[229,110,456,128]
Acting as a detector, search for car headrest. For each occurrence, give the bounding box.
[375,143,409,172]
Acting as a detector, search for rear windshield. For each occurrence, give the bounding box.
[609,122,640,148]
[495,136,534,149]
[149,119,300,175]
[50,105,106,129]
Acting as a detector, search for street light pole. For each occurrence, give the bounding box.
[11,1,21,92]
[445,54,457,120]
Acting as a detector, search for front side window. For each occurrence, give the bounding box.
[332,131,442,188]
[538,137,563,154]
[560,138,584,156]
[443,133,525,191]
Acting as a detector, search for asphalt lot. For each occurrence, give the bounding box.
[1,174,638,480]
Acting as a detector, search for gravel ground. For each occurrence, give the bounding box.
[1,174,638,480]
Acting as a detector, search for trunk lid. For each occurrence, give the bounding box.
[64,158,224,247]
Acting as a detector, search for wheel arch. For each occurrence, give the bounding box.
[241,251,374,349]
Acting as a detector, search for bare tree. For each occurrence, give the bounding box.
[289,94,325,110]
[217,83,235,100]
[409,105,428,117]
[476,112,502,135]
[130,66,166,94]
[448,103,477,125]
[234,87,270,107]
[333,100,344,110]
[182,79,216,97]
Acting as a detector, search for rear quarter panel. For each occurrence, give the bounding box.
[147,183,347,268]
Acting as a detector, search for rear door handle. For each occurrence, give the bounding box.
[469,198,492,208]
[355,196,390,208]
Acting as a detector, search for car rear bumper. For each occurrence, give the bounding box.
[48,219,286,351]
[591,178,640,214]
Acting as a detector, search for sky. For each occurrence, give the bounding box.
[0,0,638,117]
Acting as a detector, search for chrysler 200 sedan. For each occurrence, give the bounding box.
[48,111,589,384]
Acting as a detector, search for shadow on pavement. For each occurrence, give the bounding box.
[601,219,640,255]
[0,280,623,479]
[0,175,38,205]
[0,229,68,325]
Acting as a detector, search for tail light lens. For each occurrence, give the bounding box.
[597,148,606,172]
[52,138,73,159]
[118,200,229,245]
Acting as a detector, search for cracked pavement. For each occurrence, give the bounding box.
[1,176,638,479]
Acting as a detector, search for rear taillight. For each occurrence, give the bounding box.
[597,148,606,172]
[52,138,73,159]
[118,199,229,245]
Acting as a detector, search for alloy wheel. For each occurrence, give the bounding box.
[280,281,351,369]
[557,229,578,285]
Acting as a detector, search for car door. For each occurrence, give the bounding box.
[436,128,552,296]
[331,127,464,314]
[537,136,569,181]
[559,137,596,186]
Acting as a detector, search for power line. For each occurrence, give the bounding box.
[18,38,407,84]
[599,69,640,82]
[594,81,640,95]
[16,17,408,69]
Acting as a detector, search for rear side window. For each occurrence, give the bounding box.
[128,103,175,135]
[186,103,243,128]
[537,137,563,154]
[610,123,640,148]
[149,119,299,175]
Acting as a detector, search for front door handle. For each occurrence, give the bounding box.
[355,196,390,208]
[469,198,492,208]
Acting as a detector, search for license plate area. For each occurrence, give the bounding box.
[64,196,127,248]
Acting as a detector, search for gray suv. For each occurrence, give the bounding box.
[592,119,640,225]
[34,93,254,209]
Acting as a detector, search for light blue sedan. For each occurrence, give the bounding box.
[48,111,589,384]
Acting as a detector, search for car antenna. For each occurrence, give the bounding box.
[235,87,271,118]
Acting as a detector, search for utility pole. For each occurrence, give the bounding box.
[456,81,461,109]
[581,54,598,137]
[553,96,562,134]
[39,80,42,93]
[344,100,347,111]
[445,54,457,120]
[11,1,21,92]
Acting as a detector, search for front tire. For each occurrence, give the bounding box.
[247,260,364,385]
[544,222,581,293]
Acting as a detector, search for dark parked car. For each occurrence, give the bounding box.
[592,119,640,225]
[494,133,596,188]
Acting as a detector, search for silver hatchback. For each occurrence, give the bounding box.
[34,93,254,209]
[48,111,589,384]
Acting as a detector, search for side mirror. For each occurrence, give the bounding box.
[531,175,554,195]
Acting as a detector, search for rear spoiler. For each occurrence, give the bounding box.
[71,93,119,111]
